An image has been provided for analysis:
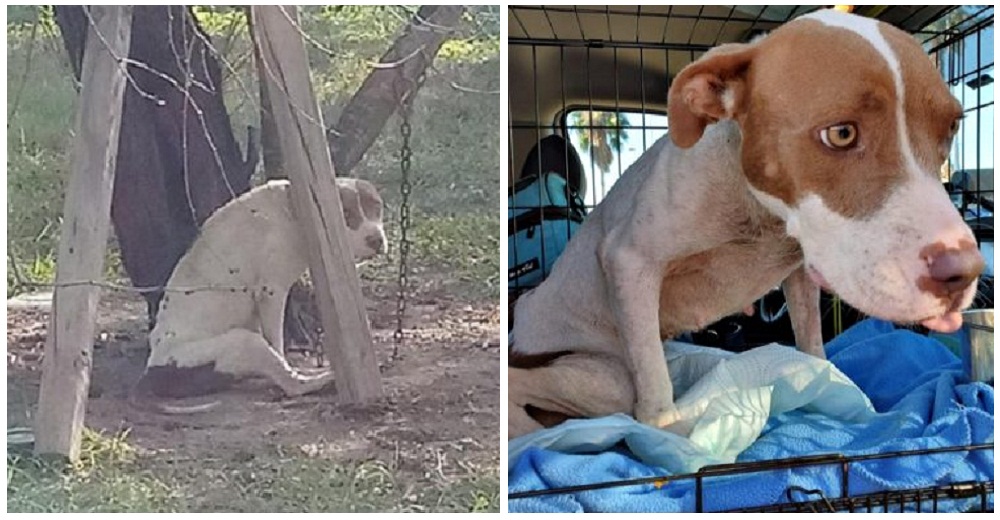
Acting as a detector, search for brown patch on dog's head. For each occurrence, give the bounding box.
[354,179,384,222]
[335,178,388,259]
[338,183,364,230]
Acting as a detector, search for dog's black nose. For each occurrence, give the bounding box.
[927,246,984,294]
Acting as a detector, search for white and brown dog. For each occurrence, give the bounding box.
[509,10,985,438]
[136,178,387,400]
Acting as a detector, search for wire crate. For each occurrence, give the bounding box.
[509,444,994,513]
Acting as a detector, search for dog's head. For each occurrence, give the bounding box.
[336,178,388,261]
[667,9,983,333]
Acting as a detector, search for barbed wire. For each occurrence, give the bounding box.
[389,6,461,35]
[165,6,239,222]
[9,278,255,296]
[81,6,239,228]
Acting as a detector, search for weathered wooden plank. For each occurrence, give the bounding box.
[34,6,133,459]
[251,6,382,401]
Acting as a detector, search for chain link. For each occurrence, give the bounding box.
[389,74,423,371]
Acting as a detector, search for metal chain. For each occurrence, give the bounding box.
[389,75,422,370]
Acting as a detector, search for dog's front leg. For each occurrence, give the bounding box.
[782,265,825,359]
[603,242,679,428]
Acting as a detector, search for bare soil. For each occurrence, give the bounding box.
[7,280,500,481]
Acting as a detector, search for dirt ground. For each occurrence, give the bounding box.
[7,279,501,487]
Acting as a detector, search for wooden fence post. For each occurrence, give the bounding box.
[34,6,133,459]
[251,6,382,402]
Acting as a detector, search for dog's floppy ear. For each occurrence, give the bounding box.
[337,180,364,230]
[667,43,756,149]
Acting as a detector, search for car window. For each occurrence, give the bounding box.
[563,109,668,207]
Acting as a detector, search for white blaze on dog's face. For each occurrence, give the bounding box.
[337,178,388,261]
[668,9,983,333]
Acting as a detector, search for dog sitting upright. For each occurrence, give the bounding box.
[509,10,984,438]
[137,178,387,399]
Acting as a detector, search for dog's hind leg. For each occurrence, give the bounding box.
[508,353,635,439]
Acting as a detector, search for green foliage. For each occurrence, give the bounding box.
[7,430,182,513]
[6,6,500,299]
[6,6,58,38]
[190,6,247,35]
[7,30,77,293]
[570,111,633,174]
[410,213,500,298]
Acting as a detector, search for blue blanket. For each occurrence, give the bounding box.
[508,320,994,512]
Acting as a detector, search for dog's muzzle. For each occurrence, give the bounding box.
[366,234,388,255]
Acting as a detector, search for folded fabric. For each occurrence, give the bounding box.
[508,320,994,512]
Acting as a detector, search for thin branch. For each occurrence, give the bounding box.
[7,250,29,293]
[367,46,427,69]
[447,81,500,95]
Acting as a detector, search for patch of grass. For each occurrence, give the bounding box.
[357,211,500,300]
[176,454,498,513]
[7,430,183,513]
[7,29,77,296]
[7,431,499,513]
[409,213,500,298]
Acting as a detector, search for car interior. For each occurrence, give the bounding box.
[508,5,994,347]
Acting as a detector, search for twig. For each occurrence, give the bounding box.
[447,81,500,95]
[7,250,30,293]
[367,46,427,69]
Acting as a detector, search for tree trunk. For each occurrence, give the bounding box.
[327,5,464,177]
[54,6,258,322]
[246,6,284,180]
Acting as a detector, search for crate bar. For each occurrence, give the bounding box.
[531,44,548,284]
[686,5,706,46]
[895,5,934,29]
[515,5,773,25]
[510,37,713,53]
[510,7,528,37]
[573,5,585,40]
[613,44,622,180]
[540,6,557,39]
[509,444,993,500]
[711,6,739,47]
[659,5,674,44]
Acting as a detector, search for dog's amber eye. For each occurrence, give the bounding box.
[820,123,858,150]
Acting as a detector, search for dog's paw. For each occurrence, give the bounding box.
[635,401,682,429]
